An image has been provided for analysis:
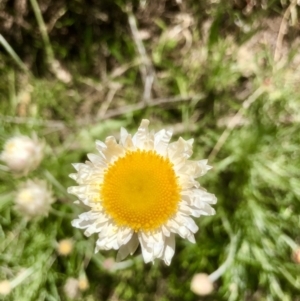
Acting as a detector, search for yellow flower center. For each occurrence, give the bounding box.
[19,190,34,204]
[6,142,17,154]
[100,150,181,232]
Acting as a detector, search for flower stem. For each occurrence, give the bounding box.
[209,232,240,282]
[29,0,54,64]
[0,35,29,72]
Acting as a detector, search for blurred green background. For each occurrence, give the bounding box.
[1,0,300,300]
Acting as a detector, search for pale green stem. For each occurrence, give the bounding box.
[208,232,240,282]
[111,258,135,271]
[0,35,28,72]
[29,0,54,63]
[44,170,68,197]
[10,268,34,289]
[280,234,298,250]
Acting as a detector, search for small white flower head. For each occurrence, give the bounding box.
[63,278,79,300]
[1,134,44,175]
[15,179,54,218]
[0,280,11,296]
[190,273,214,296]
[69,120,217,265]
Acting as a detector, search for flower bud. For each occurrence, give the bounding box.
[0,280,11,296]
[102,257,115,271]
[15,179,54,218]
[190,273,214,296]
[1,135,44,175]
[57,239,74,256]
[292,248,300,264]
[64,278,79,300]
[78,276,89,291]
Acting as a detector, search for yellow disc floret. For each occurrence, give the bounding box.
[100,150,181,232]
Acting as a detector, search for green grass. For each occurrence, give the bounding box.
[1,0,300,300]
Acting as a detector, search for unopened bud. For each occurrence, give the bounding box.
[102,257,115,271]
[64,278,79,300]
[190,273,214,296]
[57,239,73,256]
[78,276,89,291]
[0,280,11,296]
[293,248,300,263]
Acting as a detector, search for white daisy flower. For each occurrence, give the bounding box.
[69,120,217,265]
[15,179,54,218]
[1,134,44,175]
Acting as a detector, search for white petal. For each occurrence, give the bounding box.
[162,225,170,237]
[123,134,135,150]
[153,242,164,258]
[132,119,150,149]
[187,234,196,243]
[72,211,109,237]
[95,222,121,250]
[163,234,175,265]
[182,189,217,205]
[69,173,78,180]
[67,186,85,197]
[181,190,217,215]
[138,233,154,263]
[178,225,190,237]
[178,175,200,189]
[195,159,212,176]
[166,214,198,239]
[87,153,107,167]
[179,202,202,217]
[184,216,199,233]
[116,234,139,262]
[84,224,100,237]
[171,157,187,173]
[95,140,107,154]
[117,227,134,246]
[72,163,85,171]
[198,203,216,215]
[154,129,172,156]
[79,211,100,220]
[139,231,165,262]
[103,136,125,162]
[176,160,211,179]
[144,131,155,151]
[167,137,194,162]
[71,217,96,230]
[119,127,128,145]
[68,185,100,200]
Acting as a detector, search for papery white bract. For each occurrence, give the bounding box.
[1,134,44,175]
[69,120,217,265]
[15,179,54,218]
